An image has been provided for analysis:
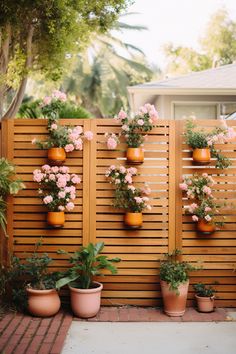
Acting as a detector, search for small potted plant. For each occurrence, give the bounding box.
[184,118,235,168]
[0,158,25,234]
[56,242,120,318]
[10,240,61,317]
[160,250,198,316]
[185,198,225,234]
[32,91,93,164]
[33,165,81,227]
[106,103,159,164]
[105,165,151,228]
[180,173,215,201]
[193,282,216,312]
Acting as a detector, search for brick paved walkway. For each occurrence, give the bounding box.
[0,307,231,354]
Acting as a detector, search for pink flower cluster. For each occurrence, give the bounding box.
[105,165,137,185]
[180,173,215,200]
[104,133,119,150]
[33,165,81,212]
[207,126,236,146]
[42,90,67,106]
[137,103,159,124]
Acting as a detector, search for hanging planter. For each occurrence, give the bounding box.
[184,118,235,169]
[33,165,81,228]
[124,212,143,228]
[126,147,144,164]
[197,219,215,235]
[192,148,211,165]
[47,147,66,165]
[47,211,65,228]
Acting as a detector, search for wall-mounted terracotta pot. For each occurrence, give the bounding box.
[197,219,215,235]
[27,288,61,317]
[124,212,143,228]
[126,147,144,164]
[195,295,215,313]
[48,147,66,165]
[69,281,103,318]
[192,148,211,165]
[160,280,189,317]
[47,211,65,228]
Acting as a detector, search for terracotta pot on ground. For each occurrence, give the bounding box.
[47,211,65,228]
[69,281,103,318]
[126,147,144,164]
[160,280,189,316]
[124,212,143,228]
[197,219,215,235]
[27,288,61,317]
[192,148,211,165]
[195,295,215,312]
[48,147,66,165]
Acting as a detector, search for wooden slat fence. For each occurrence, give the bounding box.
[0,118,236,307]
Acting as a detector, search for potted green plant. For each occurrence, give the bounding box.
[56,242,120,318]
[105,103,159,164]
[105,165,152,228]
[184,119,235,168]
[160,250,198,316]
[0,158,25,234]
[9,240,61,317]
[32,91,93,164]
[33,165,81,227]
[193,283,216,312]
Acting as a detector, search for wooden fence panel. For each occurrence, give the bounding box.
[178,120,236,307]
[1,118,236,307]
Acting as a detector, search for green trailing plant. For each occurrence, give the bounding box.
[184,119,235,169]
[160,249,199,295]
[185,198,226,226]
[56,242,120,289]
[193,283,216,297]
[0,158,25,234]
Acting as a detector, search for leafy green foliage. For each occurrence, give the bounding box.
[0,158,25,233]
[160,250,199,295]
[56,242,120,289]
[193,283,216,297]
[184,119,232,169]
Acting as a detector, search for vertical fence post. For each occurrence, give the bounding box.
[89,119,97,245]
[174,120,184,251]
[82,119,91,246]
[168,120,176,253]
[1,119,14,265]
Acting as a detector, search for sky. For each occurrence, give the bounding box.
[118,0,236,69]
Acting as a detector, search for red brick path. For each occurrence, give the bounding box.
[0,310,72,354]
[0,307,230,354]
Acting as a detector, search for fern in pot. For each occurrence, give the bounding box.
[160,250,199,316]
[56,242,120,318]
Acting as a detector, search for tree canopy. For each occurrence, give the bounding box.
[163,8,236,75]
[0,0,132,119]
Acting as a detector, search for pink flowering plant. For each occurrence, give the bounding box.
[40,90,67,120]
[33,165,81,212]
[105,165,152,212]
[184,119,236,169]
[180,173,215,200]
[32,117,93,152]
[186,199,224,226]
[106,103,159,149]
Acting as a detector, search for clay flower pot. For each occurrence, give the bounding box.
[126,147,144,164]
[192,148,211,165]
[47,211,65,228]
[48,147,66,165]
[69,281,103,318]
[124,212,143,228]
[197,219,215,235]
[27,288,61,317]
[160,280,189,316]
[195,295,215,312]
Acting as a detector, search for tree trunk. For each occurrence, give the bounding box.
[0,24,11,118]
[2,24,34,120]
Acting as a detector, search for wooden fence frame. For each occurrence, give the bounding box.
[1,118,236,307]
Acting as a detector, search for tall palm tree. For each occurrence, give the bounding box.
[62,13,154,117]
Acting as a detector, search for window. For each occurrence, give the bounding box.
[174,103,218,120]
